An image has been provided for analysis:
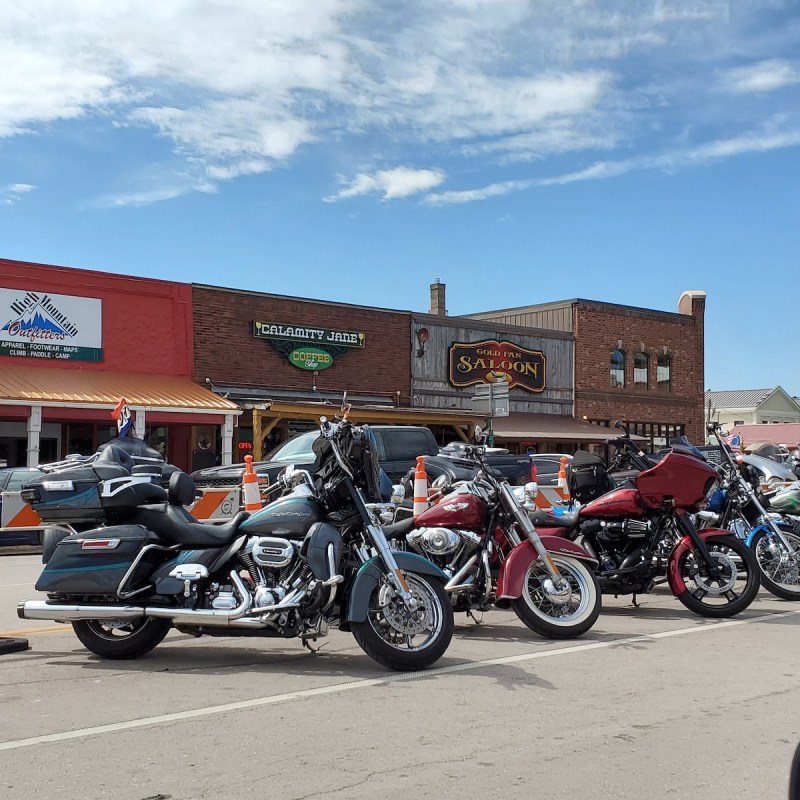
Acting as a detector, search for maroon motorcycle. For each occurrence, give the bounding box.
[529,423,760,618]
[385,436,601,639]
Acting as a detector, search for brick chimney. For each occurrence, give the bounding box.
[678,290,706,443]
[429,278,446,316]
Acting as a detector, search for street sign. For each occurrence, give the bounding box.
[472,382,509,417]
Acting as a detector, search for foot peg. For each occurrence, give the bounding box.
[321,574,344,587]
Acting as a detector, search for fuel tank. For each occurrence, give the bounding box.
[416,493,487,532]
[580,488,646,519]
[239,496,324,537]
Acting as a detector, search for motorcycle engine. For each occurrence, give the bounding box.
[407,528,481,562]
[595,519,650,544]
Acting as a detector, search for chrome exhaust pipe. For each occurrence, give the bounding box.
[17,571,257,628]
[17,602,145,622]
[146,571,252,626]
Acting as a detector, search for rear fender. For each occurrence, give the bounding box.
[346,551,448,623]
[667,527,735,597]
[496,537,597,601]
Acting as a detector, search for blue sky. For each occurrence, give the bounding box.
[1,1,799,394]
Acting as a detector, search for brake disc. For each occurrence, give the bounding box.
[692,551,737,596]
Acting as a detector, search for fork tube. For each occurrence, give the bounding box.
[674,513,721,577]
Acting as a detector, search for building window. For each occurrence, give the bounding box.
[611,349,626,388]
[634,352,649,388]
[657,353,671,392]
[733,420,744,427]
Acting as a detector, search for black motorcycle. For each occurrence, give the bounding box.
[18,410,454,671]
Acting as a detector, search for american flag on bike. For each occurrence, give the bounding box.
[725,433,743,454]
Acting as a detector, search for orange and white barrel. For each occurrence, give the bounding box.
[413,456,429,517]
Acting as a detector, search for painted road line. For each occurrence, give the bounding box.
[0,583,37,588]
[0,607,798,753]
[0,625,67,637]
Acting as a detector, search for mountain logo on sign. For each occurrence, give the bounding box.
[2,309,69,336]
[2,292,79,342]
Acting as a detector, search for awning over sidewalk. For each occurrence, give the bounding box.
[248,400,484,460]
[491,413,646,443]
[0,364,241,415]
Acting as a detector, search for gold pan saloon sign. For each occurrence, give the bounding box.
[449,340,546,393]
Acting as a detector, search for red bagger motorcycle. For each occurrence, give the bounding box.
[529,423,760,618]
[385,437,601,639]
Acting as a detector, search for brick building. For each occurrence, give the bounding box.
[471,290,706,449]
[192,284,478,461]
[0,259,240,470]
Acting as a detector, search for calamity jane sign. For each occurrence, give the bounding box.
[449,340,546,393]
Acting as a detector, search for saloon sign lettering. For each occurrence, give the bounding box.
[449,340,546,393]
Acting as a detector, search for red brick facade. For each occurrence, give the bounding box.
[193,285,411,402]
[574,296,705,443]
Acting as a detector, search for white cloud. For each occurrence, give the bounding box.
[326,167,445,202]
[1,183,36,205]
[0,1,795,205]
[425,179,532,206]
[426,119,800,204]
[722,60,800,93]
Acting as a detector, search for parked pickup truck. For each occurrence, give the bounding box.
[402,442,533,491]
[191,425,441,489]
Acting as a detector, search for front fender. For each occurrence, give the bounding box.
[346,551,448,623]
[496,537,598,601]
[667,528,735,597]
[744,521,794,547]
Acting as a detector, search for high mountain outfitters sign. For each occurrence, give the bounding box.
[449,340,546,393]
[0,289,103,362]
[253,321,365,371]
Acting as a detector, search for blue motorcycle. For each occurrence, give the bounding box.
[701,423,800,600]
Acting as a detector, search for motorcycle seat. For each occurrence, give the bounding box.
[131,504,251,547]
[383,516,415,540]
[528,507,581,529]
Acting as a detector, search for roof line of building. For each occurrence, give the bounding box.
[469,297,693,322]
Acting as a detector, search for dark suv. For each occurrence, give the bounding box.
[191,425,440,488]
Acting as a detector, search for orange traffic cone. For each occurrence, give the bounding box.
[413,456,429,517]
[242,455,262,511]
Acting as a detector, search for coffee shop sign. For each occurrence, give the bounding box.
[253,321,365,348]
[449,340,546,393]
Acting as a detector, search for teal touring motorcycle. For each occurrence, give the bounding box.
[18,404,454,671]
[699,423,800,600]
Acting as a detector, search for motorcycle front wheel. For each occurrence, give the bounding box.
[350,573,453,671]
[750,527,800,600]
[512,555,601,639]
[674,535,760,618]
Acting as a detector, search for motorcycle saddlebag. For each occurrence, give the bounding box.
[35,525,167,595]
[567,450,615,503]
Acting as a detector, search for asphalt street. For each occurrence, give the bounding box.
[1,551,799,800]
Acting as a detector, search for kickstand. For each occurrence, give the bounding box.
[302,638,328,654]
[631,595,641,608]
[467,609,483,625]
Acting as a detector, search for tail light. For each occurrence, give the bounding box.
[530,463,538,482]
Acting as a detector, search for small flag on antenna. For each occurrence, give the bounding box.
[112,397,133,437]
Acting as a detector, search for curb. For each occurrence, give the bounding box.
[0,637,30,655]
